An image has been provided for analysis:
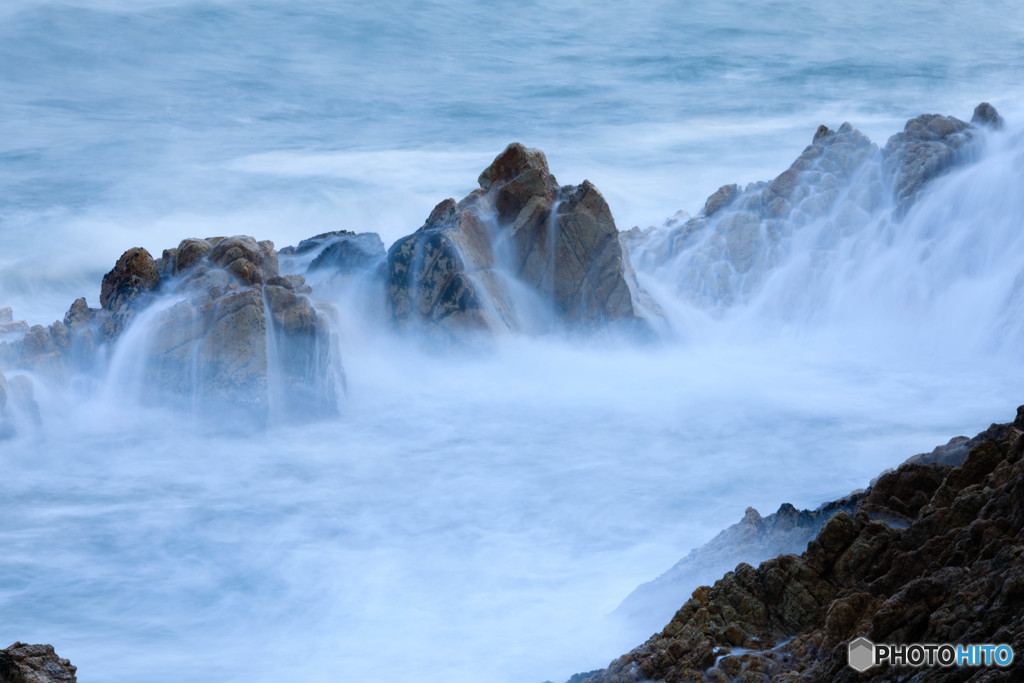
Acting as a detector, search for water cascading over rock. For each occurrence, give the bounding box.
[385,143,662,337]
[625,103,1005,317]
[1,235,340,426]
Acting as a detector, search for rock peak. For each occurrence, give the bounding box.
[971,101,1003,129]
[477,143,550,191]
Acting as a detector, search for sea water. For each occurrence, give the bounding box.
[1,1,1023,681]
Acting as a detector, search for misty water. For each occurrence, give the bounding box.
[2,2,1024,682]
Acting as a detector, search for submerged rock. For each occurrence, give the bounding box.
[575,413,1024,682]
[0,642,76,682]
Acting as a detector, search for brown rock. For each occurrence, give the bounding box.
[477,142,551,191]
[99,247,160,311]
[386,199,515,335]
[576,408,1024,682]
[704,184,740,217]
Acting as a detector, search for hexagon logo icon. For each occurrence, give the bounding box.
[848,637,875,672]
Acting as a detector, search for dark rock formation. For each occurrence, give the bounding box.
[703,184,739,218]
[100,246,160,312]
[971,102,1004,130]
[486,144,659,328]
[144,236,336,421]
[306,231,386,273]
[387,198,515,335]
[574,413,1024,682]
[616,428,1008,630]
[2,235,339,424]
[385,143,661,336]
[614,500,855,630]
[0,642,76,682]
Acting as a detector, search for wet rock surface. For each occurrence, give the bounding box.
[385,143,661,335]
[573,413,1024,682]
[1,235,338,424]
[614,500,855,630]
[0,642,76,683]
[882,113,976,216]
[281,230,387,275]
[387,198,516,335]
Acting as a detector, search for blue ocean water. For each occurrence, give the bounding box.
[1,2,1024,682]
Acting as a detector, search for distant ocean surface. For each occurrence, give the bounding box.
[2,2,1024,682]
[2,0,1022,322]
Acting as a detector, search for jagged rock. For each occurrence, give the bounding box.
[882,113,976,216]
[98,248,161,339]
[703,184,740,217]
[626,104,1001,310]
[0,642,76,682]
[614,436,991,634]
[477,142,551,192]
[629,121,881,308]
[142,235,336,421]
[387,198,515,335]
[487,143,659,327]
[575,413,1024,682]
[5,235,338,423]
[100,247,160,311]
[614,499,856,629]
[385,143,661,335]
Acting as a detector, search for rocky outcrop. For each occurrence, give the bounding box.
[387,198,515,335]
[614,428,1001,634]
[485,144,660,328]
[882,113,977,216]
[971,101,1003,129]
[99,246,161,338]
[307,232,386,273]
[146,236,335,421]
[281,230,387,275]
[2,235,338,424]
[625,103,1002,311]
[385,143,661,336]
[0,642,76,682]
[574,413,1024,682]
[614,501,854,630]
[626,120,883,309]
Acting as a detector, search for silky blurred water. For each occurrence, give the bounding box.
[2,1,1024,682]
